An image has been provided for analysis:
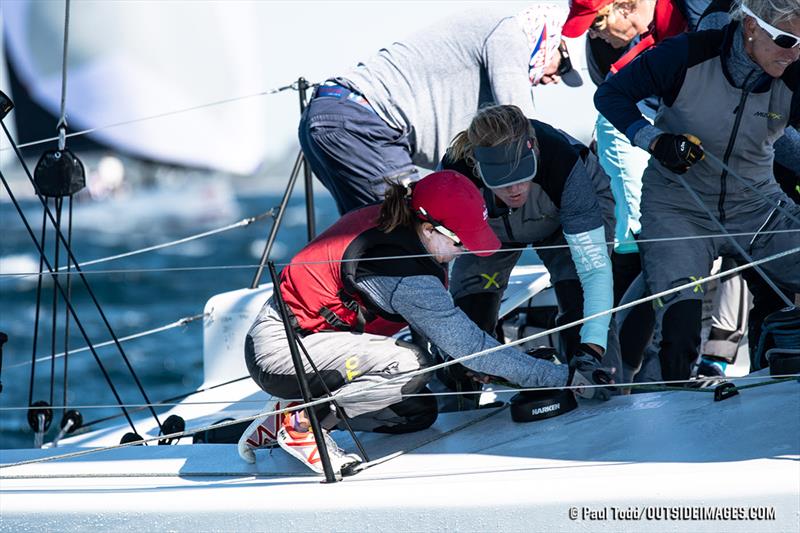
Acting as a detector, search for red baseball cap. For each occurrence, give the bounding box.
[562,0,614,38]
[411,170,500,257]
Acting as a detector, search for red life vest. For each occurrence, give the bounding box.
[279,204,447,337]
[610,0,688,74]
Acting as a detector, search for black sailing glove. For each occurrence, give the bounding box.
[567,344,616,401]
[651,133,704,174]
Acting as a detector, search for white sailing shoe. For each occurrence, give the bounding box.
[277,424,361,474]
[237,400,290,464]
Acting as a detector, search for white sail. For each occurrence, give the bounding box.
[3,0,272,174]
[2,1,593,176]
[0,3,19,169]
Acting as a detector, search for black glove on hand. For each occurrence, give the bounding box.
[651,133,704,174]
[568,344,615,401]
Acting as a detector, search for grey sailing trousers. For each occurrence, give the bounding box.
[245,298,435,432]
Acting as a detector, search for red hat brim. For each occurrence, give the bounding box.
[561,11,599,38]
[458,222,501,257]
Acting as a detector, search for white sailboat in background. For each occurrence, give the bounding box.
[0,6,18,170]
[0,1,798,531]
[1,0,599,176]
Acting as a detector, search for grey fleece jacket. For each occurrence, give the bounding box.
[355,274,569,389]
[338,6,562,169]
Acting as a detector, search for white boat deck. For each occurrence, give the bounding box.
[1,377,798,531]
[2,265,798,531]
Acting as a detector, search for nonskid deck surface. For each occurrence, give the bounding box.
[2,264,797,530]
[1,379,798,532]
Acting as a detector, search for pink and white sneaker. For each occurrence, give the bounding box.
[277,424,361,474]
[237,400,293,464]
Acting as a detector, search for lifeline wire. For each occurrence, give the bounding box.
[2,228,799,278]
[2,244,796,469]
[0,373,796,412]
[6,313,206,370]
[1,81,316,154]
[57,210,273,272]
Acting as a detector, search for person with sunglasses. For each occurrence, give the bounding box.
[298,3,570,216]
[243,170,614,474]
[440,105,620,398]
[595,0,800,382]
[697,1,800,179]
[687,0,800,380]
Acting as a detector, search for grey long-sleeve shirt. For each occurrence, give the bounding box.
[355,274,569,389]
[339,5,566,169]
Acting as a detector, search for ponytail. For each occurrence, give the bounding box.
[377,180,418,233]
[446,130,474,168]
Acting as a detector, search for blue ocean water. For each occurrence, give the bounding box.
[0,187,340,449]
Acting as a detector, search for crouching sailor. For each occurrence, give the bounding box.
[441,105,620,387]
[242,170,615,474]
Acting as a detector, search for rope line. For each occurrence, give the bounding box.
[1,143,144,435]
[3,228,799,278]
[2,246,797,469]
[2,82,315,153]
[703,150,800,227]
[1,372,797,471]
[1,209,275,281]
[675,172,794,307]
[66,210,273,271]
[6,313,206,371]
[56,0,71,136]
[1,373,797,412]
[76,375,251,431]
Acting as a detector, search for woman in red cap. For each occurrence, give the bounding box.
[241,170,614,474]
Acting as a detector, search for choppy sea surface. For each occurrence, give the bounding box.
[0,184,340,449]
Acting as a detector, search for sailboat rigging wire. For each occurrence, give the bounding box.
[78,375,251,430]
[1,372,797,471]
[675,173,794,308]
[6,313,206,370]
[63,198,75,411]
[1,169,142,436]
[1,373,797,412]
[2,245,797,469]
[2,228,799,279]
[48,198,64,407]
[28,211,48,409]
[0,208,273,280]
[57,0,71,136]
[1,123,164,433]
[703,150,800,227]
[1,82,318,154]
[58,209,273,272]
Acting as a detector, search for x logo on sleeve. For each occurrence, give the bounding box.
[689,276,704,294]
[481,272,500,289]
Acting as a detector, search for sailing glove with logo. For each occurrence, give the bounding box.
[651,133,704,174]
[567,344,615,401]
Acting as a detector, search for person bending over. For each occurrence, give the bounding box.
[440,104,619,394]
[243,170,615,474]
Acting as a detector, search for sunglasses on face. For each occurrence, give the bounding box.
[742,5,800,49]
[433,225,463,247]
[590,13,608,32]
[416,207,463,247]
